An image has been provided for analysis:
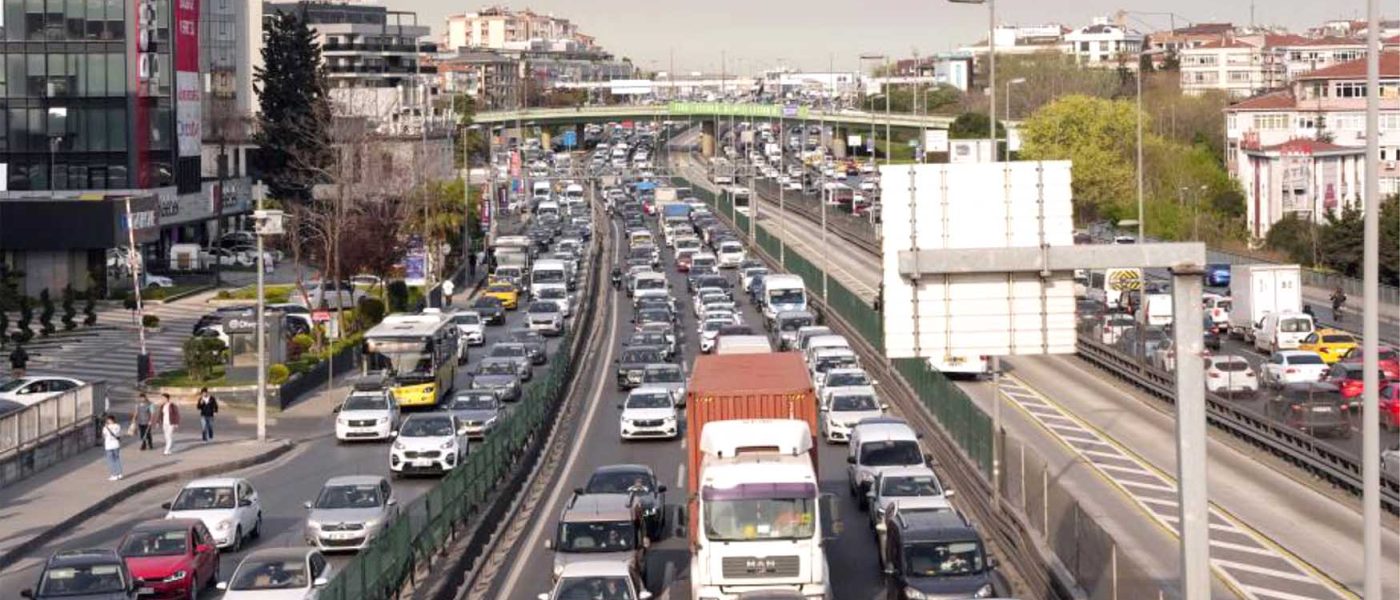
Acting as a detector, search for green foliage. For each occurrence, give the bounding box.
[82,291,96,326]
[214,284,293,303]
[873,84,962,115]
[142,314,161,328]
[14,296,33,343]
[0,297,8,344]
[387,280,410,313]
[123,291,138,311]
[948,112,1006,140]
[267,363,291,385]
[1316,207,1365,278]
[290,333,315,359]
[1020,95,1139,223]
[60,285,76,331]
[1261,196,1400,286]
[254,8,332,204]
[1264,213,1318,265]
[37,289,54,336]
[182,336,227,382]
[356,296,386,329]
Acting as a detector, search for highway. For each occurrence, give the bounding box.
[0,229,573,595]
[473,186,896,600]
[668,136,1400,598]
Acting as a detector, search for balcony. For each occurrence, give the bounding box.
[322,42,425,54]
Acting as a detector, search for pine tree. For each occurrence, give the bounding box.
[38,289,54,336]
[82,290,97,326]
[15,296,33,343]
[254,7,332,205]
[61,285,77,331]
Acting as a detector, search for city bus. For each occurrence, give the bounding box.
[364,312,460,409]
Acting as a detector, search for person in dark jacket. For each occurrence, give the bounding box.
[9,344,27,378]
[196,388,219,442]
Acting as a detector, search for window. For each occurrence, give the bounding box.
[1253,114,1288,130]
[1382,114,1400,131]
[1335,81,1367,98]
[1296,115,1315,130]
[1228,71,1253,83]
[1227,114,1238,131]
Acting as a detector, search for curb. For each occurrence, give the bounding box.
[149,285,216,304]
[0,439,296,572]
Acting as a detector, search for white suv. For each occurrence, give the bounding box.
[390,414,469,477]
[450,310,486,346]
[334,386,398,441]
[619,386,680,440]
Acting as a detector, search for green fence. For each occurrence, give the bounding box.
[320,328,579,600]
[677,175,992,480]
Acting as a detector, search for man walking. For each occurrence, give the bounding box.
[159,393,180,455]
[102,414,123,480]
[9,343,27,378]
[1330,287,1347,322]
[196,388,218,442]
[130,394,155,450]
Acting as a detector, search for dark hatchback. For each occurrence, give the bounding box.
[23,549,143,600]
[470,296,507,325]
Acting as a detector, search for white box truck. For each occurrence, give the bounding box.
[1228,264,1301,342]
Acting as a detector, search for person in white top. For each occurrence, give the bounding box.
[159,393,180,455]
[101,414,123,481]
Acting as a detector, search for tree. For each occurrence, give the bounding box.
[60,285,76,331]
[37,289,54,336]
[387,280,410,313]
[1019,95,1140,222]
[1265,213,1319,265]
[1317,207,1365,278]
[14,296,33,343]
[82,289,97,326]
[947,112,1006,139]
[182,337,226,382]
[254,8,332,205]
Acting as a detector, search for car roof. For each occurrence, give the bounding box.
[1277,350,1318,358]
[892,507,979,542]
[240,547,315,562]
[852,418,918,441]
[590,463,654,478]
[877,465,938,479]
[556,559,634,578]
[184,477,243,488]
[323,475,385,487]
[47,549,123,567]
[563,493,637,521]
[130,518,202,533]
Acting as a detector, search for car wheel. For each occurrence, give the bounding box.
[251,513,262,538]
[231,526,243,552]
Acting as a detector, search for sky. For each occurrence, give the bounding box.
[383,0,1391,73]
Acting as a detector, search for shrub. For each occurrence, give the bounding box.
[356,297,386,328]
[182,336,226,382]
[123,291,138,311]
[290,333,315,359]
[14,296,33,343]
[82,292,97,326]
[38,289,54,336]
[61,285,77,331]
[267,363,291,385]
[142,314,161,328]
[387,280,410,313]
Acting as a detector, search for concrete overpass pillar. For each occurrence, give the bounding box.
[541,130,552,151]
[700,120,716,158]
[831,128,848,159]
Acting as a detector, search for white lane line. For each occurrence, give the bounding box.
[1080,448,1128,460]
[1136,496,1179,508]
[1212,539,1284,557]
[1117,479,1178,494]
[676,464,686,494]
[1213,559,1326,584]
[1092,462,1154,476]
[496,213,624,598]
[1243,586,1337,600]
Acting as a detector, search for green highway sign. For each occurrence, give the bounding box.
[667,102,810,119]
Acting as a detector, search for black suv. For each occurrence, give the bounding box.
[615,345,666,390]
[880,506,999,599]
[23,549,142,600]
[582,464,669,540]
[1269,382,1353,438]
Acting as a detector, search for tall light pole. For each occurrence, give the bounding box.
[949,0,996,157]
[860,53,887,166]
[1004,78,1025,161]
[1133,49,1163,241]
[1361,0,1381,596]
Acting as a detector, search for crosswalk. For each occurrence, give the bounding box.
[27,297,215,406]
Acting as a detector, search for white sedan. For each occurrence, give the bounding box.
[164,478,263,550]
[0,376,85,407]
[1260,350,1329,387]
[218,547,331,600]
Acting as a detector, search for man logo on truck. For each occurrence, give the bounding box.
[745,558,778,574]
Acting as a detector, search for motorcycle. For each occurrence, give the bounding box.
[610,267,622,290]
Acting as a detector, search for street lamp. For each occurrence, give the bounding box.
[1135,49,1166,241]
[251,201,284,443]
[860,53,887,165]
[948,0,997,149]
[1003,78,1025,161]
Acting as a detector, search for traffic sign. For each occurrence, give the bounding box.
[561,130,577,149]
[1107,268,1143,292]
[312,309,332,323]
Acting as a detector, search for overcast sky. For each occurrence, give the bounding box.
[384,1,1390,72]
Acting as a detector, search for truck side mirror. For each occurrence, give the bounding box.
[845,455,855,464]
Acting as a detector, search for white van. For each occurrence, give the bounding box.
[529,259,569,298]
[563,183,585,206]
[1137,293,1173,327]
[532,181,551,201]
[536,201,561,220]
[847,418,925,506]
[761,274,808,323]
[803,334,851,365]
[715,335,772,355]
[1254,310,1315,353]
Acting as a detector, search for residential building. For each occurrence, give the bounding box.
[1145,22,1236,55]
[1274,37,1370,81]
[1179,37,1284,98]
[443,6,593,54]
[1062,17,1144,69]
[1237,139,1366,238]
[1225,52,1400,238]
[957,24,1069,56]
[436,51,521,110]
[889,53,974,91]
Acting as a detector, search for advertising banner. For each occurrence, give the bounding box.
[404,250,426,286]
[175,0,201,157]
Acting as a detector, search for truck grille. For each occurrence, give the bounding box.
[721,555,801,578]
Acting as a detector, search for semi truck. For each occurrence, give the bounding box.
[1229,264,1302,342]
[687,353,834,600]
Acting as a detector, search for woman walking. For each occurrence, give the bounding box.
[102,414,123,481]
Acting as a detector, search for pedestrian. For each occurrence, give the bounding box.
[130,394,155,450]
[159,393,180,455]
[467,252,478,280]
[196,387,218,442]
[102,414,123,481]
[1330,287,1347,322]
[9,343,27,378]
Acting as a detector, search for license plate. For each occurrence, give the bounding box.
[327,532,358,540]
[1311,406,1333,413]
[413,459,435,467]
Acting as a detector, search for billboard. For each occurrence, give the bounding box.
[609,79,654,96]
[879,162,1077,358]
[924,129,949,153]
[949,139,994,164]
[175,0,201,158]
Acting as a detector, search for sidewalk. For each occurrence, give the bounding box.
[0,365,343,570]
[1300,284,1400,343]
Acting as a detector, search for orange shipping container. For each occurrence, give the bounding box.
[685,352,819,494]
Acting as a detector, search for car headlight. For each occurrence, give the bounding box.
[393,441,405,450]
[336,417,347,425]
[903,587,929,600]
[162,570,187,583]
[440,439,456,450]
[974,583,996,598]
[217,519,233,531]
[363,518,380,530]
[377,416,389,424]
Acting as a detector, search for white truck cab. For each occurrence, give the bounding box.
[761,274,808,324]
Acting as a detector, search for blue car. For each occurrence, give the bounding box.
[1204,264,1231,288]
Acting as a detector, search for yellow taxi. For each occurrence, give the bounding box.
[1297,328,1358,363]
[484,282,520,310]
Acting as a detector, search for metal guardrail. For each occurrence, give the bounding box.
[1074,335,1400,512]
[0,382,104,460]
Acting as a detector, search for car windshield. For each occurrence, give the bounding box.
[490,345,526,358]
[1287,354,1325,365]
[529,301,561,313]
[859,440,923,467]
[636,278,665,291]
[587,471,655,494]
[120,529,189,557]
[401,417,453,437]
[343,395,387,412]
[815,356,858,373]
[487,285,514,294]
[480,361,517,375]
[1280,317,1313,333]
[621,349,661,364]
[452,314,480,325]
[781,318,813,331]
[39,564,127,597]
[639,309,669,322]
[703,494,815,541]
[315,484,382,509]
[556,521,637,553]
[1320,335,1355,344]
[1215,360,1251,372]
[644,367,683,383]
[171,486,236,510]
[881,475,943,497]
[825,372,870,387]
[229,558,310,590]
[472,298,501,309]
[626,392,672,409]
[539,289,566,300]
[534,270,566,284]
[831,394,878,411]
[702,320,727,333]
[903,541,986,576]
[451,395,497,411]
[553,576,636,600]
[770,289,805,305]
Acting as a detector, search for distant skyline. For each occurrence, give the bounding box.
[383,1,1392,73]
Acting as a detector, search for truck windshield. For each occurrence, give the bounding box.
[702,485,816,541]
[903,541,985,576]
[534,270,566,284]
[636,278,665,291]
[556,521,637,552]
[860,440,922,467]
[769,289,805,306]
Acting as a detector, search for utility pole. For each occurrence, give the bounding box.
[123,198,150,383]
[1361,0,1382,596]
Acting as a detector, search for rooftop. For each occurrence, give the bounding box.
[1227,90,1297,111]
[1246,138,1365,156]
[1296,51,1400,80]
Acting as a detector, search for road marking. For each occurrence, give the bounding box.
[494,207,625,598]
[676,464,686,495]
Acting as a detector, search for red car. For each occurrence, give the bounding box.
[1381,383,1400,430]
[1338,345,1400,379]
[676,252,694,272]
[118,519,219,600]
[1323,362,1395,409]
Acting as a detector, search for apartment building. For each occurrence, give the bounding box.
[1225,52,1400,238]
[1062,18,1144,68]
[443,6,591,53]
[1179,38,1284,98]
